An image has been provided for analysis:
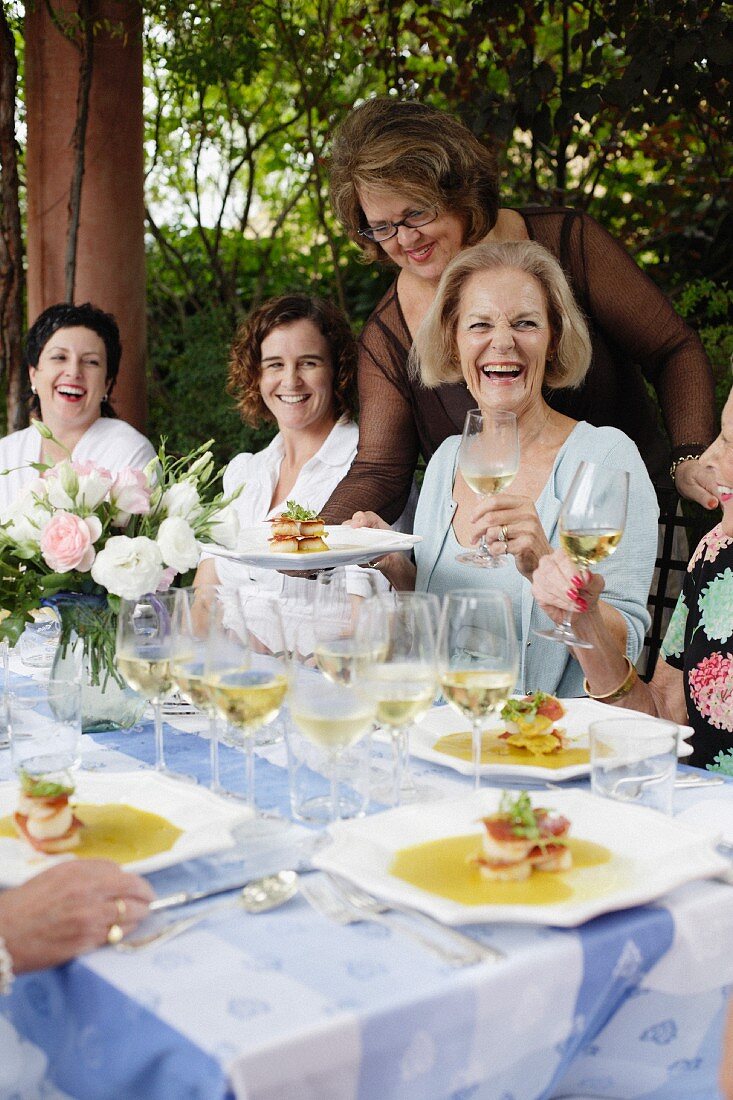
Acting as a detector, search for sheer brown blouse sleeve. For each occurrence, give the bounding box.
[571,211,715,450]
[322,294,418,525]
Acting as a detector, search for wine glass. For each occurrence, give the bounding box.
[287,641,376,824]
[170,585,224,792]
[457,409,519,568]
[116,591,178,774]
[534,460,630,649]
[358,592,439,805]
[437,590,519,790]
[202,592,288,817]
[311,566,383,684]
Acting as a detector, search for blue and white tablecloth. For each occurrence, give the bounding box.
[1,662,732,1100]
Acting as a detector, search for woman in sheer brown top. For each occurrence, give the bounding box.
[322,97,717,525]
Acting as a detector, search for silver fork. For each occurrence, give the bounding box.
[301,874,501,967]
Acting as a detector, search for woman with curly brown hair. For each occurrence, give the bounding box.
[322,96,717,526]
[195,293,406,646]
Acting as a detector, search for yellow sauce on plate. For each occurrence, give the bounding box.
[433,730,590,769]
[390,834,618,906]
[0,803,182,863]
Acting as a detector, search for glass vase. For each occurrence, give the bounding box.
[49,593,147,733]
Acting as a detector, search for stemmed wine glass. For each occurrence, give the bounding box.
[288,627,377,823]
[312,566,383,684]
[437,590,519,790]
[116,591,178,774]
[170,585,224,792]
[358,592,439,805]
[202,592,288,818]
[534,461,629,649]
[457,409,519,568]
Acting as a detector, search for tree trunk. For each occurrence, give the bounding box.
[64,0,94,303]
[0,8,26,432]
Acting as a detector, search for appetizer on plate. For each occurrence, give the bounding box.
[475,790,571,881]
[498,692,568,755]
[14,771,83,854]
[268,500,329,553]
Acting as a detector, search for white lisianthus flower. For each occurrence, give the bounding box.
[161,480,202,522]
[207,504,240,549]
[156,516,200,572]
[73,461,113,510]
[91,536,164,600]
[187,451,214,483]
[2,490,47,545]
[44,461,78,509]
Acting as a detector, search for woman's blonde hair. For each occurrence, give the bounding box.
[329,97,499,265]
[412,240,592,391]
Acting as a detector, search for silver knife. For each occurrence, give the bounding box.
[150,879,255,913]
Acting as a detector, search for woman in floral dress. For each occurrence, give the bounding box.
[531,386,733,770]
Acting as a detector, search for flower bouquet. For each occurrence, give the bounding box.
[0,422,240,728]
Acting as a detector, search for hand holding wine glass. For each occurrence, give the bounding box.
[437,590,518,789]
[534,461,629,649]
[457,409,519,568]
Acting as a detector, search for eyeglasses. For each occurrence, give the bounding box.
[358,207,438,243]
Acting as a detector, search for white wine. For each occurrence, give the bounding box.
[560,528,622,566]
[204,670,287,731]
[117,653,173,702]
[462,470,516,496]
[314,640,388,685]
[314,640,362,685]
[441,669,515,719]
[367,664,436,730]
[172,662,211,711]
[291,705,374,752]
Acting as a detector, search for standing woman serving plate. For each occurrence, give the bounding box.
[0,302,155,515]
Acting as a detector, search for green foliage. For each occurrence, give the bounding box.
[675,279,733,411]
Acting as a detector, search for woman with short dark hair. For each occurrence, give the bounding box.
[0,302,155,514]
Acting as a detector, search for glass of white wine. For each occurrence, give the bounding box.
[437,590,519,789]
[170,585,224,791]
[311,566,383,684]
[203,592,289,816]
[116,591,178,774]
[358,592,439,805]
[287,643,376,824]
[457,408,519,568]
[534,460,629,649]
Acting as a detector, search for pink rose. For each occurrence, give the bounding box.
[40,512,96,572]
[110,467,152,527]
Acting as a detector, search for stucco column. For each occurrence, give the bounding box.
[25,0,146,431]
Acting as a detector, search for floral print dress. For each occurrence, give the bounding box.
[661,523,733,768]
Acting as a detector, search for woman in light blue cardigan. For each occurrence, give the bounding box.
[351,240,658,697]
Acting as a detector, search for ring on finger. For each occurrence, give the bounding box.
[106,922,124,946]
[499,524,509,544]
[114,897,126,921]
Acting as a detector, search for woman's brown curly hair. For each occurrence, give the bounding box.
[329,97,500,265]
[227,294,359,428]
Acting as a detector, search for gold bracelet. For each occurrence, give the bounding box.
[669,449,706,480]
[584,655,638,704]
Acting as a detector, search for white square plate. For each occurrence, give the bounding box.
[0,771,252,885]
[410,699,694,781]
[314,788,728,926]
[200,525,421,570]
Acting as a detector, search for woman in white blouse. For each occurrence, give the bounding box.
[196,294,410,648]
[0,302,155,515]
